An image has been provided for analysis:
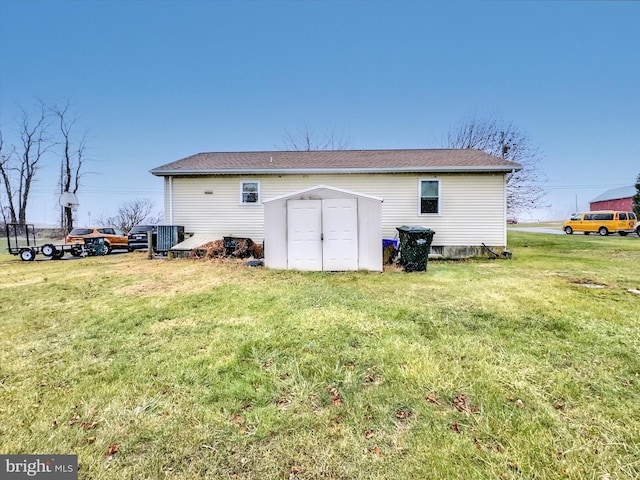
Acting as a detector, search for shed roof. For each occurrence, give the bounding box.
[150,149,521,176]
[590,186,635,203]
[263,185,384,204]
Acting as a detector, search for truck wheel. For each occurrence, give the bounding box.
[598,227,608,236]
[564,226,573,235]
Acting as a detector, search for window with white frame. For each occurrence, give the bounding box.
[419,179,440,214]
[241,181,260,204]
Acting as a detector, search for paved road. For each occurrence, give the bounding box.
[510,227,566,235]
[510,227,640,237]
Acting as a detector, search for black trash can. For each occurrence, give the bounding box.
[396,226,435,272]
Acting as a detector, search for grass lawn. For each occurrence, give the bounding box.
[1,232,639,479]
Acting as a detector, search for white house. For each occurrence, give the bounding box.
[150,149,521,261]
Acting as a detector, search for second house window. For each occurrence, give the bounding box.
[241,181,260,204]
[419,179,440,214]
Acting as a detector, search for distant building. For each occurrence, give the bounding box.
[590,186,635,211]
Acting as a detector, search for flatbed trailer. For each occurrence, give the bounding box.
[5,223,84,261]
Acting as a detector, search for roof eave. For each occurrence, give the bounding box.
[150,165,522,176]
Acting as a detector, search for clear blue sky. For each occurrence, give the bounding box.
[1,0,638,225]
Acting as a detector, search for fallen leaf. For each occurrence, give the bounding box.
[231,414,245,426]
[52,420,58,428]
[86,436,96,444]
[82,420,100,430]
[69,414,81,426]
[453,394,468,412]
[288,464,304,479]
[451,422,461,434]
[426,394,441,406]
[88,407,99,416]
[396,409,412,420]
[106,444,120,460]
[515,399,524,408]
[472,438,482,449]
[365,429,375,439]
[328,387,341,406]
[368,446,382,456]
[553,401,564,410]
[261,360,274,369]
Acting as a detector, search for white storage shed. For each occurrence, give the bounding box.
[263,185,383,271]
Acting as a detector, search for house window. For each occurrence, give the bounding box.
[419,179,440,214]
[241,181,260,204]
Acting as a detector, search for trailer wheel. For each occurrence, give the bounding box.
[71,247,83,257]
[53,249,65,259]
[41,244,56,257]
[20,248,36,261]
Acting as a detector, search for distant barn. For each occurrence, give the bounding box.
[590,186,635,211]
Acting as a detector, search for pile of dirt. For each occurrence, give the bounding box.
[189,239,263,260]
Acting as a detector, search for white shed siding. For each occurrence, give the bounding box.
[164,172,506,246]
[263,186,383,271]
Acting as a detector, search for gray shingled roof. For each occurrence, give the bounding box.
[590,186,635,203]
[150,149,521,176]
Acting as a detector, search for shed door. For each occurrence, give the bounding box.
[286,198,358,271]
[322,198,358,271]
[287,200,323,271]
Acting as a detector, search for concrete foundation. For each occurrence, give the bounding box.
[431,245,511,259]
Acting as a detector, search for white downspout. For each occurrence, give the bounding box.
[504,170,512,246]
[168,176,174,224]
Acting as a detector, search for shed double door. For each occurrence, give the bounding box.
[287,199,358,271]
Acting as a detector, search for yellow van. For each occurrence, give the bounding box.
[563,211,637,236]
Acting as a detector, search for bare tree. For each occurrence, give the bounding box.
[51,101,89,233]
[633,172,640,219]
[281,124,352,151]
[98,198,163,232]
[443,114,547,215]
[0,102,54,224]
[0,131,9,227]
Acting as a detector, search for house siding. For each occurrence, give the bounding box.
[163,172,507,248]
